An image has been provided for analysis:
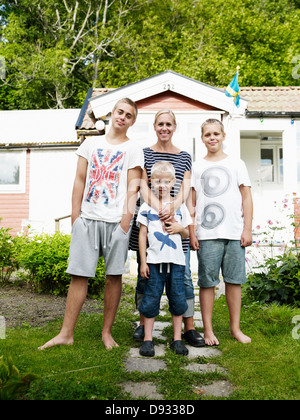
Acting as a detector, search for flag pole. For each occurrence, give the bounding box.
[226,66,240,133]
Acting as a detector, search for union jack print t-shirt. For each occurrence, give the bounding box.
[77,136,144,222]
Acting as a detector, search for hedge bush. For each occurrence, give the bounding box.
[0,225,20,284]
[17,232,106,297]
[244,251,300,306]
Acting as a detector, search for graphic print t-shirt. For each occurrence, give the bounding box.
[191,156,251,240]
[137,202,192,266]
[77,136,144,223]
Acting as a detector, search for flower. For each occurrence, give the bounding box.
[267,220,273,225]
[256,225,261,230]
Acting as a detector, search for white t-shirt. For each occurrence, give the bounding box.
[77,136,144,223]
[137,202,192,266]
[191,156,251,240]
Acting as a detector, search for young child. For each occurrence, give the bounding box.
[190,119,253,345]
[137,161,192,357]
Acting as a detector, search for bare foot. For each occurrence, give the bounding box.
[38,334,74,350]
[204,330,219,346]
[102,332,119,350]
[231,330,251,343]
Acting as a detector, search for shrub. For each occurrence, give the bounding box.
[18,232,105,297]
[0,225,19,284]
[0,355,40,400]
[244,251,300,306]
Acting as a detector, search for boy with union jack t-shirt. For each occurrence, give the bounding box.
[39,98,144,351]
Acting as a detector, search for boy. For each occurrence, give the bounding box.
[190,119,253,345]
[39,98,144,351]
[137,161,192,357]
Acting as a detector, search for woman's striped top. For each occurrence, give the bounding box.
[129,147,192,252]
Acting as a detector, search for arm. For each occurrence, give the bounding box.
[139,224,150,279]
[240,185,253,247]
[71,156,88,225]
[164,221,189,238]
[140,168,160,211]
[188,187,199,250]
[159,170,191,221]
[120,166,143,233]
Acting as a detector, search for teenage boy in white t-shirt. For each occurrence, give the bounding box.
[39,98,144,351]
[137,161,192,357]
[190,119,253,346]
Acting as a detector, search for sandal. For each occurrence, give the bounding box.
[170,339,189,356]
[139,340,155,357]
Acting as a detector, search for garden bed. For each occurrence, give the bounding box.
[0,283,102,328]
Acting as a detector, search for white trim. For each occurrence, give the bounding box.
[89,71,247,118]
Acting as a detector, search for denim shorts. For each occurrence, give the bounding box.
[139,263,188,318]
[66,217,130,277]
[197,239,246,288]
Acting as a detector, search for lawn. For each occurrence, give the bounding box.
[0,283,299,401]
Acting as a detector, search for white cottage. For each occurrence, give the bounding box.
[1,71,300,249]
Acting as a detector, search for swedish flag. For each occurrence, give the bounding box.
[225,70,240,107]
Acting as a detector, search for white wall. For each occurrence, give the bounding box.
[27,149,78,234]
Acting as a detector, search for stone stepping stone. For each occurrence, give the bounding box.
[184,363,228,374]
[193,380,234,398]
[129,344,166,358]
[185,345,222,360]
[124,356,167,373]
[123,381,164,400]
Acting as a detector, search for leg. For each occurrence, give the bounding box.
[199,287,219,346]
[39,275,88,350]
[133,251,147,340]
[172,314,183,341]
[102,274,122,349]
[139,317,155,357]
[182,247,196,333]
[225,283,251,343]
[144,317,155,341]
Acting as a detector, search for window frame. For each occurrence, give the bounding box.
[0,149,27,194]
[260,140,283,185]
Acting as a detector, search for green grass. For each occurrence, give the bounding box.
[0,284,299,400]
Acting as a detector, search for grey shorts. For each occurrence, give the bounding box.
[197,239,246,288]
[66,217,130,277]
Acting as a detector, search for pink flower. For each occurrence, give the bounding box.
[256,225,261,230]
[267,220,273,225]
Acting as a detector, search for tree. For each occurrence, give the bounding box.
[0,0,299,110]
[0,0,149,109]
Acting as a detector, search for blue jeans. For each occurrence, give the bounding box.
[135,249,195,318]
[139,263,188,318]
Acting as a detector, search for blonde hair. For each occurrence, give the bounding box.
[151,161,176,180]
[154,109,177,125]
[201,119,225,135]
[113,98,138,120]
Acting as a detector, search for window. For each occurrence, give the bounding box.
[0,150,27,193]
[260,143,283,184]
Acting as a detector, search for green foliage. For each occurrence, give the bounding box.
[0,355,40,400]
[1,0,300,109]
[0,224,19,284]
[244,251,300,306]
[18,232,105,297]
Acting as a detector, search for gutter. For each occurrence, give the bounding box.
[0,142,80,150]
[246,111,300,118]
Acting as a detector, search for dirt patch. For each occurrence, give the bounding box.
[0,284,103,328]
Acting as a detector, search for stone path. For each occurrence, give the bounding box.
[120,275,234,400]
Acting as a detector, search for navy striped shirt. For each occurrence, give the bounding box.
[129,147,192,252]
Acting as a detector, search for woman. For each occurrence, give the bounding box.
[130,109,205,347]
